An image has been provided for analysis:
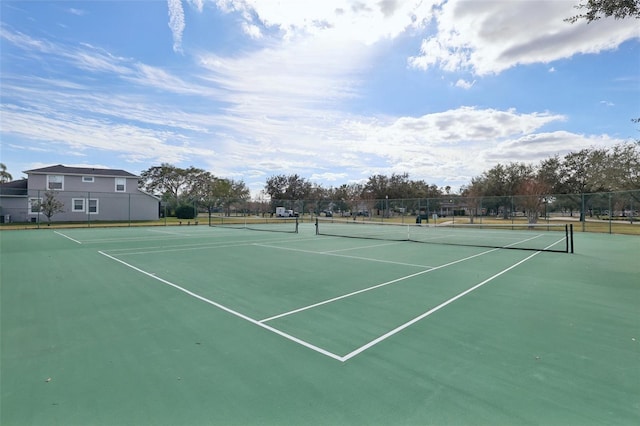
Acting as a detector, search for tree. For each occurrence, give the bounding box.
[330,183,364,214]
[557,148,612,220]
[565,0,640,23]
[139,164,206,203]
[306,185,331,215]
[0,163,12,183]
[264,174,312,211]
[517,178,552,224]
[606,143,640,190]
[473,163,534,218]
[139,164,208,215]
[33,191,64,223]
[185,172,250,217]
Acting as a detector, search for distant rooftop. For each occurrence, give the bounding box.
[0,179,28,196]
[24,165,138,178]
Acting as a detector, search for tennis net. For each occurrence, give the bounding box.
[315,218,573,253]
[210,216,298,233]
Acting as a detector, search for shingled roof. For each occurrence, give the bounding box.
[0,179,28,196]
[24,165,138,178]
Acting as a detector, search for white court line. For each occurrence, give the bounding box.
[325,241,405,253]
[259,247,501,323]
[254,243,436,269]
[147,229,197,236]
[110,236,318,256]
[340,248,546,362]
[258,232,552,323]
[54,231,82,244]
[98,250,343,362]
[99,232,566,362]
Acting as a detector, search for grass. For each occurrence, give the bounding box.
[1,213,638,235]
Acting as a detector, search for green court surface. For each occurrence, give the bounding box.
[1,223,638,425]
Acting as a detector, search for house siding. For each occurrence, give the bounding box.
[2,165,161,223]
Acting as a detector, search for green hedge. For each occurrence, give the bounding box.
[175,204,196,219]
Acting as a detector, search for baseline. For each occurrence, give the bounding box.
[54,231,83,244]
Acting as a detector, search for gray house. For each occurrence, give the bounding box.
[0,165,159,223]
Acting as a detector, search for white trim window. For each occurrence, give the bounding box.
[88,198,99,214]
[72,198,85,212]
[115,178,126,192]
[47,175,64,190]
[28,197,43,214]
[82,176,94,183]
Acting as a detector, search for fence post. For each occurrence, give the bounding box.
[608,192,612,234]
[581,193,586,232]
[37,190,41,229]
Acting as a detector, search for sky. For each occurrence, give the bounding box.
[1,0,639,197]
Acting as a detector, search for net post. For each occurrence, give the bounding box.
[315,217,319,235]
[570,224,574,254]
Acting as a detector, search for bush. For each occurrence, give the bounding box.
[175,204,196,219]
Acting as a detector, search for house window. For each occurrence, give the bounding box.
[82,176,94,183]
[72,198,85,212]
[88,199,99,214]
[115,178,126,192]
[47,175,64,190]
[29,198,43,214]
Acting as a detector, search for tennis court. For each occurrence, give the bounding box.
[1,220,638,425]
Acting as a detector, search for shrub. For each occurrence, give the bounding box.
[175,204,196,219]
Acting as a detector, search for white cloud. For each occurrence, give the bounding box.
[167,0,185,53]
[213,0,437,44]
[455,78,475,89]
[409,0,640,75]
[241,21,263,39]
[188,0,204,13]
[68,8,86,16]
[197,35,373,119]
[1,104,214,165]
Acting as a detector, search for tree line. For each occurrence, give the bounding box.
[137,143,639,220]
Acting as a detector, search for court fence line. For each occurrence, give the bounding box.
[1,188,637,235]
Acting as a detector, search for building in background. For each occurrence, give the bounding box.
[0,165,159,223]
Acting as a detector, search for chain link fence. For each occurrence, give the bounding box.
[239,189,639,235]
[1,188,638,234]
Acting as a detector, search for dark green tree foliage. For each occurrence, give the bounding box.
[175,204,196,219]
[466,144,639,221]
[140,164,249,217]
[470,163,534,218]
[566,0,640,23]
[139,164,206,204]
[608,143,640,190]
[264,174,312,202]
[0,163,12,183]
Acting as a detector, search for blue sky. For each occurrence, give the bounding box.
[1,0,639,197]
